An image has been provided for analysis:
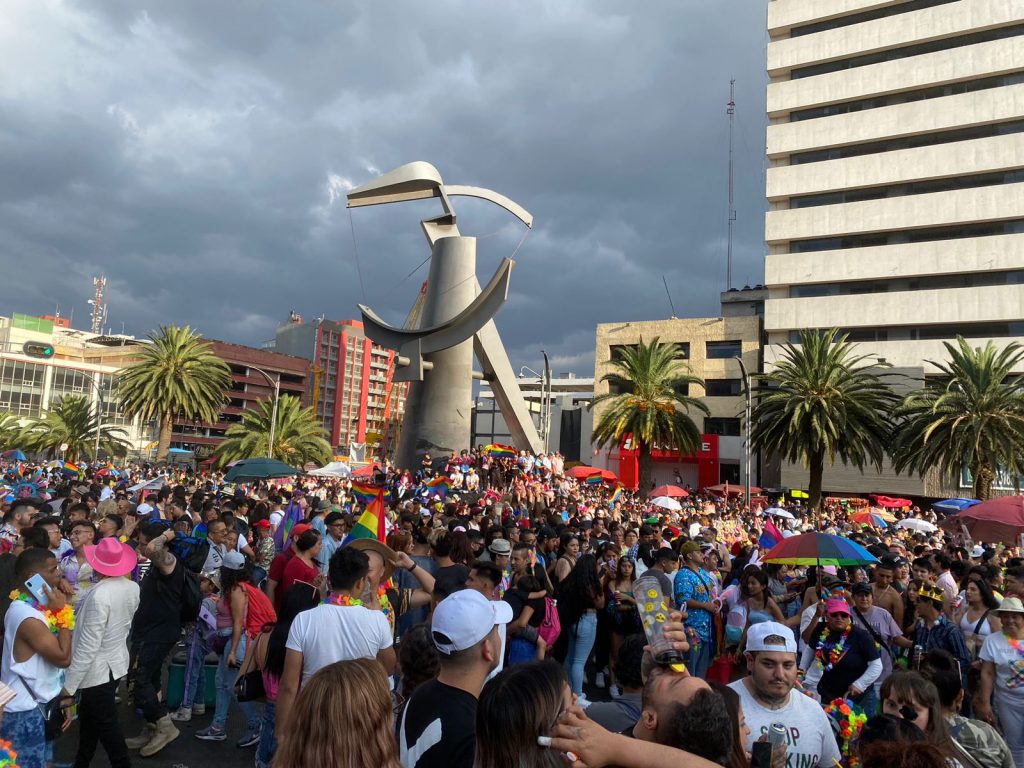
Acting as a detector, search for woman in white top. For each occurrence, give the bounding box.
[977,597,1024,768]
[955,579,1001,662]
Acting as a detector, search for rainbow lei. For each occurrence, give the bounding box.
[322,586,392,625]
[814,627,850,672]
[0,737,17,768]
[8,591,75,634]
[823,697,868,767]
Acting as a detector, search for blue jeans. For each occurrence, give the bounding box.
[859,686,879,718]
[255,701,277,768]
[685,635,712,680]
[564,611,598,695]
[182,625,209,708]
[0,707,52,768]
[214,635,262,732]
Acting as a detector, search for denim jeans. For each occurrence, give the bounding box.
[563,611,598,695]
[996,690,1024,768]
[685,636,712,680]
[213,635,261,732]
[0,707,52,768]
[182,624,209,709]
[255,701,277,768]
[859,686,879,718]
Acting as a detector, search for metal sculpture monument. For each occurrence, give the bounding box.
[347,162,543,468]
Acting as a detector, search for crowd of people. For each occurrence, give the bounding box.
[0,448,1020,768]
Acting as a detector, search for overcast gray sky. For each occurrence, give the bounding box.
[0,1,768,375]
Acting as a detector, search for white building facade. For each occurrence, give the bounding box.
[764,0,1024,496]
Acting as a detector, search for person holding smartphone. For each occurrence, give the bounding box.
[0,548,74,768]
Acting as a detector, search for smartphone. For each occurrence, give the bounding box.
[24,574,50,606]
[751,741,773,768]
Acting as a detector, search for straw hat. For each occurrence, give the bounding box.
[345,538,397,582]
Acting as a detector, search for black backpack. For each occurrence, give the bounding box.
[179,569,202,623]
[168,535,210,574]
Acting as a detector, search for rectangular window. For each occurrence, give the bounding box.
[706,341,742,360]
[704,379,742,397]
[609,344,637,362]
[705,417,741,437]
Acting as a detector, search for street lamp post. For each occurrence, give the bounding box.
[733,355,752,505]
[248,366,281,460]
[541,350,551,454]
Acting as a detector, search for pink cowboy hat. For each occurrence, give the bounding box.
[83,537,138,578]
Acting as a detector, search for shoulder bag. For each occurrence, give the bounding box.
[234,629,269,702]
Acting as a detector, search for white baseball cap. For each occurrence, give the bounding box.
[745,621,797,654]
[431,589,512,655]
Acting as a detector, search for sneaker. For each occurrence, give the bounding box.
[192,702,206,716]
[237,729,261,748]
[594,671,606,689]
[575,694,592,709]
[169,707,192,722]
[195,725,227,742]
[610,684,622,699]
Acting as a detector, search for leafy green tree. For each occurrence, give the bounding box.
[590,338,709,497]
[20,395,130,462]
[0,412,24,451]
[217,395,331,468]
[118,326,231,463]
[751,329,898,510]
[892,337,1024,500]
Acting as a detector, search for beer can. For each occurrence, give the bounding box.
[768,723,787,746]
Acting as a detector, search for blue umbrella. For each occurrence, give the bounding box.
[1,450,26,461]
[932,498,981,514]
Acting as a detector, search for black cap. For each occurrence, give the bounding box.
[654,547,678,563]
[851,582,872,596]
[537,526,556,540]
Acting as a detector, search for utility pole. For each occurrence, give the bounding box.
[734,354,751,505]
[541,350,551,454]
[726,79,736,291]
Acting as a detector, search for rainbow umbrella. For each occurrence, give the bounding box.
[762,532,879,567]
[849,510,891,528]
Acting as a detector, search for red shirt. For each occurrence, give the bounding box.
[279,555,318,610]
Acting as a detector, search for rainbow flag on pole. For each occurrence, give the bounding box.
[61,461,81,477]
[610,484,623,503]
[349,481,384,506]
[343,489,387,545]
[483,443,517,459]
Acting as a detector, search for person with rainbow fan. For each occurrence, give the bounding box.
[978,596,1024,768]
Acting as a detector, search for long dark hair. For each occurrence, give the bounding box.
[219,561,253,597]
[966,577,1000,611]
[264,582,320,678]
[709,682,749,768]
[556,553,600,626]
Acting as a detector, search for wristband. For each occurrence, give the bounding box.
[406,563,417,573]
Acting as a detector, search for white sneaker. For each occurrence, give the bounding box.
[610,684,622,699]
[169,707,192,722]
[575,694,592,708]
[594,671,606,689]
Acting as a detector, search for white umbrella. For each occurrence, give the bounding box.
[128,475,167,493]
[766,507,796,520]
[650,496,682,511]
[306,461,352,478]
[896,518,936,533]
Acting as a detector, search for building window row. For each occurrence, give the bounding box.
[790,270,1024,298]
[705,417,742,437]
[790,24,1024,80]
[790,72,1024,122]
[787,218,1024,253]
[789,169,1024,209]
[788,321,1024,344]
[789,119,1024,165]
[787,0,960,39]
[704,378,743,397]
[610,343,691,362]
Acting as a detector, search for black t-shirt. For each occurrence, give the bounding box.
[399,679,476,768]
[506,588,545,628]
[131,558,185,644]
[809,624,880,703]
[434,565,469,599]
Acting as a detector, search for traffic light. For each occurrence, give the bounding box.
[22,341,54,359]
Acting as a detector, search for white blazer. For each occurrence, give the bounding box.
[64,576,140,695]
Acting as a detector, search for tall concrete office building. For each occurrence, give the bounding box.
[764,0,1024,495]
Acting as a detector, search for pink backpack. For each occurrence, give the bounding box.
[539,597,561,646]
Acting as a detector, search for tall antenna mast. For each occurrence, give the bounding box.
[88,276,107,335]
[726,79,737,291]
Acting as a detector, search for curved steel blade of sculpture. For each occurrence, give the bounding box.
[347,162,544,467]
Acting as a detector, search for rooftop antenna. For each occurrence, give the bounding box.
[662,275,678,319]
[88,276,107,335]
[726,79,736,291]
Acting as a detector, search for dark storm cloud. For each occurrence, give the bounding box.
[0,0,767,373]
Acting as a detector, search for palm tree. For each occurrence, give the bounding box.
[590,338,709,496]
[0,412,23,450]
[118,325,231,463]
[216,395,331,468]
[891,337,1024,500]
[20,395,130,462]
[751,329,898,510]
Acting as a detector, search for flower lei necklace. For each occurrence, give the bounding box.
[8,590,75,634]
[1006,633,1024,658]
[323,586,392,624]
[815,626,851,672]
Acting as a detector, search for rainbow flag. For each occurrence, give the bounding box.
[343,489,386,545]
[61,461,81,477]
[483,443,517,459]
[424,476,450,498]
[349,481,383,506]
[273,498,305,551]
[585,472,604,485]
[610,485,622,503]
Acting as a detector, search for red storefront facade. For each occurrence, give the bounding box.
[614,434,720,491]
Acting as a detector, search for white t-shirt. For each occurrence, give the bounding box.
[286,603,393,683]
[269,511,284,529]
[2,601,64,712]
[979,632,1024,697]
[730,678,842,768]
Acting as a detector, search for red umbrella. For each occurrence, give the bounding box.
[871,494,912,509]
[941,496,1024,543]
[650,484,688,498]
[566,466,618,482]
[352,463,381,478]
[705,483,762,497]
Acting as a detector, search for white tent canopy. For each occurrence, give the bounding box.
[307,461,352,478]
[128,476,168,493]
